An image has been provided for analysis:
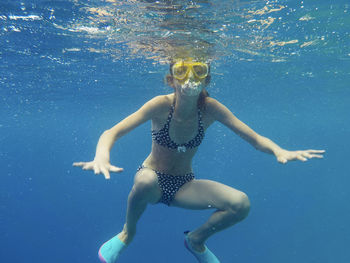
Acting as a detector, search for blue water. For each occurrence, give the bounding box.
[1,1,349,262]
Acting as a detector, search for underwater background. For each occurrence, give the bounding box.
[1,0,349,262]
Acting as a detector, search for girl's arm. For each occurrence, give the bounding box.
[74,96,165,179]
[207,98,325,163]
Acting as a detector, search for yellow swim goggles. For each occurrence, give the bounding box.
[171,61,209,81]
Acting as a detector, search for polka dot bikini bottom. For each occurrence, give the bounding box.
[137,165,195,206]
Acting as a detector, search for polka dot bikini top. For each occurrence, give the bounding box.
[152,103,205,153]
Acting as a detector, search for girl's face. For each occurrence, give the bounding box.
[171,60,209,97]
[174,72,206,97]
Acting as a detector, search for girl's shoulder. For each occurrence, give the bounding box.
[149,94,174,109]
[203,96,222,112]
[144,94,174,119]
[202,97,232,121]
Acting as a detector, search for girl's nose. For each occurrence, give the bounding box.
[187,70,195,79]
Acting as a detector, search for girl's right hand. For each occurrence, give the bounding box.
[73,158,123,180]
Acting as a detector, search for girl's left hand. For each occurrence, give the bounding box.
[275,149,325,164]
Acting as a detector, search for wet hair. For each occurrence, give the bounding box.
[166,62,211,110]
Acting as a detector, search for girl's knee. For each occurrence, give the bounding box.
[238,192,251,219]
[228,192,250,221]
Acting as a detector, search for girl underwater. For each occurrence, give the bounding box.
[73,58,325,263]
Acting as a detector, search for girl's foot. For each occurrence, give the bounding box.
[184,231,220,263]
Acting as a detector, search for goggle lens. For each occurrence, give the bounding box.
[173,65,189,80]
[193,65,208,78]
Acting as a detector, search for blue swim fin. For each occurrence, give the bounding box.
[98,235,126,263]
[184,231,220,263]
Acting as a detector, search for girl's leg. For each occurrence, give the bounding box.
[119,167,162,244]
[98,168,161,263]
[171,179,250,252]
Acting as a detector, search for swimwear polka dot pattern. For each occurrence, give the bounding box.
[137,166,195,206]
[152,104,205,152]
[157,172,195,206]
